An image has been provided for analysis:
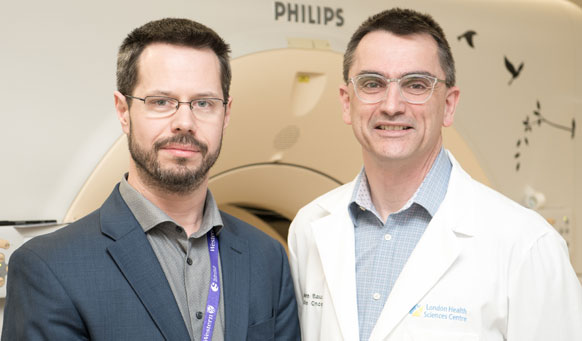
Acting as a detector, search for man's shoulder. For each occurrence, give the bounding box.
[295,181,355,219]
[287,181,355,243]
[12,208,104,264]
[451,163,556,242]
[466,174,543,220]
[13,185,128,262]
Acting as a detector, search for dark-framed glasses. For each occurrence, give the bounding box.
[350,73,446,104]
[125,95,227,119]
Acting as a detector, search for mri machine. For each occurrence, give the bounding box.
[1,0,581,331]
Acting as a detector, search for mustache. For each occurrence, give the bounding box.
[154,134,208,155]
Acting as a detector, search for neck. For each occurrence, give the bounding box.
[363,144,442,222]
[127,163,208,236]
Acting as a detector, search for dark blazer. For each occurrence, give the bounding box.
[2,185,300,340]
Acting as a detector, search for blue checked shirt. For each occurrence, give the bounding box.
[349,148,452,341]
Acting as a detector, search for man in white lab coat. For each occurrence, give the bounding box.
[288,8,582,341]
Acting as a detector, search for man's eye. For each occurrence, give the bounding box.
[410,83,427,90]
[364,81,381,88]
[154,99,170,106]
[196,100,209,107]
[360,78,386,90]
[403,78,431,91]
[146,98,174,107]
[194,99,216,109]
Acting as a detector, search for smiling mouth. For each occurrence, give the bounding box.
[377,125,412,131]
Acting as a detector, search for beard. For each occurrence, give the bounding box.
[127,125,222,194]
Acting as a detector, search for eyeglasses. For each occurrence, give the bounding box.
[350,73,446,104]
[125,95,227,119]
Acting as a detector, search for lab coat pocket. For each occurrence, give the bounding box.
[407,329,479,341]
[247,316,275,340]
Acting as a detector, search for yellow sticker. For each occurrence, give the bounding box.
[298,75,310,83]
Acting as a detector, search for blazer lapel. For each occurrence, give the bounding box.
[101,187,190,340]
[218,222,250,340]
[312,193,360,341]
[369,156,476,340]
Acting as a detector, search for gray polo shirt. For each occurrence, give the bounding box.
[119,176,225,341]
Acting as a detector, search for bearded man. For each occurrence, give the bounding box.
[2,18,300,341]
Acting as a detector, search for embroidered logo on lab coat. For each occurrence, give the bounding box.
[409,304,424,317]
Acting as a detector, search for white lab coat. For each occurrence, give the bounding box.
[288,152,582,341]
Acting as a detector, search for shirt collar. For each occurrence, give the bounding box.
[119,174,223,237]
[349,148,451,224]
[414,148,452,217]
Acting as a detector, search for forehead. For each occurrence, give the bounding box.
[351,31,442,78]
[135,43,221,93]
[139,42,220,67]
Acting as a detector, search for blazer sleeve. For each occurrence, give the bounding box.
[273,241,301,340]
[2,245,88,340]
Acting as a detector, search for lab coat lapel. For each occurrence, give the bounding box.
[101,188,190,340]
[312,188,360,341]
[219,225,250,340]
[369,156,475,340]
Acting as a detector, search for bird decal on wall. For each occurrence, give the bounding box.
[505,56,524,85]
[457,30,477,48]
[455,28,575,173]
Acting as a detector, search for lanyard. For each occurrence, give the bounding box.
[201,229,220,341]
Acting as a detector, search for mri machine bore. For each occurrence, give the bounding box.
[1,0,582,332]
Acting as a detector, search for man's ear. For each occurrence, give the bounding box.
[442,86,460,127]
[339,84,352,125]
[114,91,130,134]
[222,96,232,130]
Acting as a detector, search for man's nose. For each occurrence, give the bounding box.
[378,81,406,115]
[170,102,197,133]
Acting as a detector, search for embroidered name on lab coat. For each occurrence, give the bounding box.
[409,304,468,322]
[302,293,324,307]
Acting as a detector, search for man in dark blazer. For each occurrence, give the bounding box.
[2,18,300,340]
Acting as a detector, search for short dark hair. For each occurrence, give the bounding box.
[117,18,232,101]
[343,8,455,87]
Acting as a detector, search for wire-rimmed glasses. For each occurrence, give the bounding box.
[125,95,227,120]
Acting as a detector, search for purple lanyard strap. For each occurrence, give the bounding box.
[202,229,220,341]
